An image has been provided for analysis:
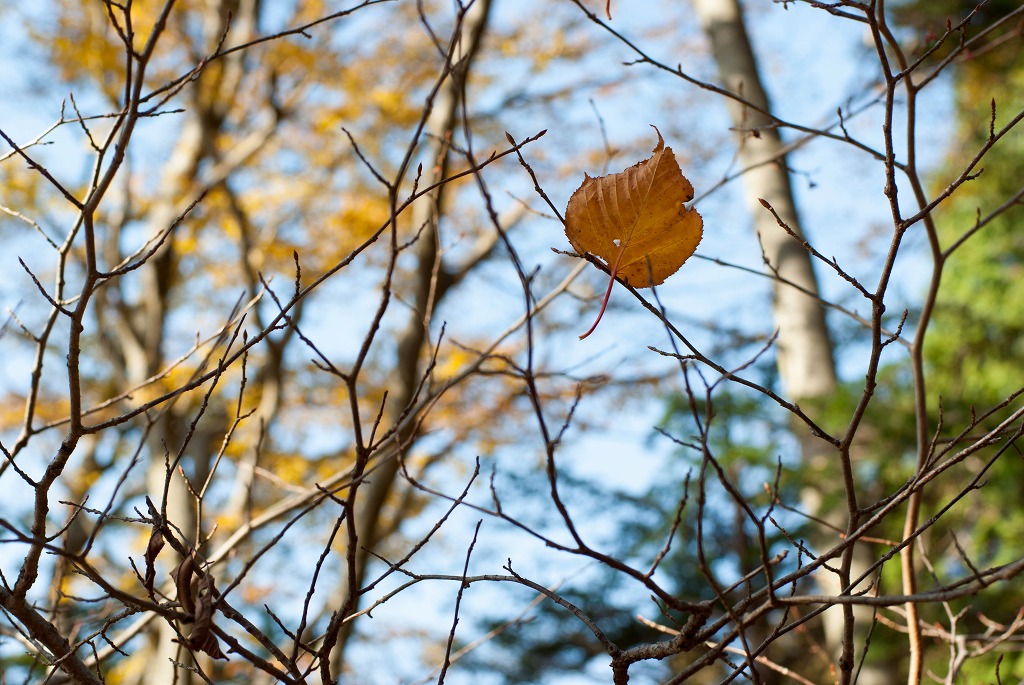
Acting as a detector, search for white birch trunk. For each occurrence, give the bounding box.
[692,0,837,401]
[690,2,887,683]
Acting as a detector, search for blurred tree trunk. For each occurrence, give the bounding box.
[128,113,209,685]
[326,0,493,677]
[691,1,884,683]
[692,0,836,400]
[113,2,263,683]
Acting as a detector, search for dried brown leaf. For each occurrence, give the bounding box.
[171,555,197,617]
[187,573,228,660]
[565,126,703,338]
[143,526,164,593]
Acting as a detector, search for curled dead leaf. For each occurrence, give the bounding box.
[187,573,228,660]
[564,126,703,338]
[171,555,197,617]
[143,526,164,593]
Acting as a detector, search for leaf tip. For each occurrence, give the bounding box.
[649,124,664,152]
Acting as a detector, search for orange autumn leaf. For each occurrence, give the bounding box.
[564,126,703,339]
